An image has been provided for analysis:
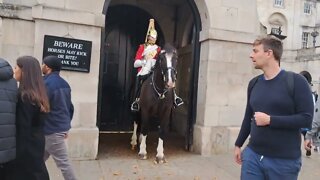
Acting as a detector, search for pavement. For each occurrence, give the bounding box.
[46,133,320,180]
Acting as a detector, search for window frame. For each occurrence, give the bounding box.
[274,0,284,7]
[304,2,312,15]
[302,32,309,48]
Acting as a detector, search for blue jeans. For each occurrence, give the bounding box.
[44,132,77,180]
[241,147,301,180]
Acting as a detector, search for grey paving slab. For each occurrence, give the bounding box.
[46,133,320,180]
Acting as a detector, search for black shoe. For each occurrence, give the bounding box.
[131,101,140,112]
[306,150,312,157]
[175,97,184,107]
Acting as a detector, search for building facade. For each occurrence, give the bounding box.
[0,0,319,160]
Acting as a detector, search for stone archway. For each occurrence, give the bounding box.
[98,0,207,152]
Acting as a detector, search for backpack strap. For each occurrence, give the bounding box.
[248,74,262,100]
[285,71,295,98]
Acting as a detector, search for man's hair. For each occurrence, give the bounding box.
[299,70,312,85]
[253,35,283,63]
[43,55,62,72]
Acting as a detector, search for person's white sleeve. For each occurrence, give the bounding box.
[305,120,320,140]
[306,99,320,140]
[134,59,145,68]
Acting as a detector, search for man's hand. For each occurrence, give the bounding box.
[234,146,242,165]
[254,112,270,126]
[64,133,69,139]
[304,139,312,151]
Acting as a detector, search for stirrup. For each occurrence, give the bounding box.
[131,101,140,112]
[175,97,184,107]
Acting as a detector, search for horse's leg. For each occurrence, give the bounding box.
[138,111,149,160]
[138,134,147,159]
[155,137,166,164]
[130,120,138,150]
[155,108,171,164]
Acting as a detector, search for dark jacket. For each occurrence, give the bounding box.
[14,97,49,180]
[0,58,17,164]
[43,72,74,135]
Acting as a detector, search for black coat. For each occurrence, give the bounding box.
[12,97,49,180]
[0,59,17,164]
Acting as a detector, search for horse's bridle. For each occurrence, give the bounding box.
[151,52,177,99]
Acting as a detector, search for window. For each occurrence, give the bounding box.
[302,32,309,48]
[304,2,312,14]
[274,0,284,7]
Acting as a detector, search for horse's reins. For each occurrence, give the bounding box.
[150,54,176,99]
[151,72,168,99]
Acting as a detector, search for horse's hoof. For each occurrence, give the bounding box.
[138,153,147,160]
[131,145,136,151]
[154,156,167,164]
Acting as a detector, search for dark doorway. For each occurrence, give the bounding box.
[98,5,164,131]
[98,1,202,151]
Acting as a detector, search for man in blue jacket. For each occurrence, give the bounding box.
[234,35,313,180]
[42,55,77,180]
[0,58,17,179]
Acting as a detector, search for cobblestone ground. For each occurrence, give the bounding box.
[46,133,320,180]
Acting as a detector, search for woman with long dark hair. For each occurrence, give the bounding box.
[12,56,50,179]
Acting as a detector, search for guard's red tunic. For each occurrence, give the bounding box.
[134,44,161,73]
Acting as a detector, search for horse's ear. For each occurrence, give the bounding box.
[173,51,178,60]
[174,50,178,58]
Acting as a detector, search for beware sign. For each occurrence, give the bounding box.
[43,35,92,73]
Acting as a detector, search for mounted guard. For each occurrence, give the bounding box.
[131,19,183,112]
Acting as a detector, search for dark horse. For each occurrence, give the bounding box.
[130,44,178,163]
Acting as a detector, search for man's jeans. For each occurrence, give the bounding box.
[241,147,301,180]
[44,132,77,180]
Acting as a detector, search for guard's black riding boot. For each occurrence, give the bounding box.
[131,77,142,112]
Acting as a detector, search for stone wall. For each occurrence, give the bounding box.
[0,1,105,160]
[282,47,320,92]
[3,0,314,158]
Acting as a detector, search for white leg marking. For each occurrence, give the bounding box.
[139,135,147,155]
[156,138,164,158]
[130,122,138,147]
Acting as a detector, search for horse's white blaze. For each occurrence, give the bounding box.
[130,121,138,147]
[139,135,147,155]
[165,53,175,88]
[156,138,164,158]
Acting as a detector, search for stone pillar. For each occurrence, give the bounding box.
[192,0,260,155]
